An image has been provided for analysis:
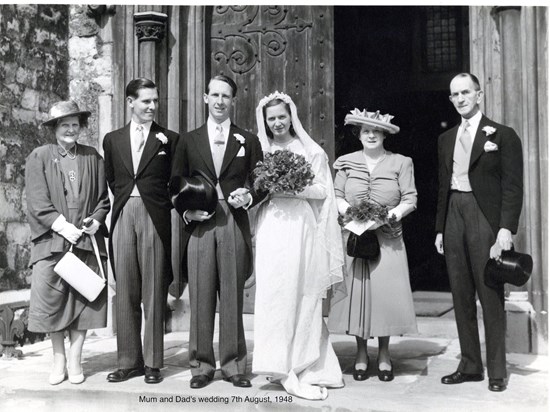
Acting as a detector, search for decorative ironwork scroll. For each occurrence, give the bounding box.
[211,6,313,74]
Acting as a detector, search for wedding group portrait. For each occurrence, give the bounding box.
[0,3,547,412]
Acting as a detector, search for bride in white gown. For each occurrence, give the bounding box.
[252,92,345,400]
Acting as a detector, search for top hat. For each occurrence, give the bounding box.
[484,250,533,289]
[42,100,91,127]
[344,108,400,134]
[170,172,218,215]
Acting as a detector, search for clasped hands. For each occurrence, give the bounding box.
[185,188,251,222]
[53,216,100,244]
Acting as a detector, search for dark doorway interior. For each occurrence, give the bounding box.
[334,6,469,291]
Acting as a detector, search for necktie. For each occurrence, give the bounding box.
[459,120,471,152]
[135,124,145,152]
[214,125,225,145]
[213,125,225,175]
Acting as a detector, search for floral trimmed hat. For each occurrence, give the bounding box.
[344,108,400,134]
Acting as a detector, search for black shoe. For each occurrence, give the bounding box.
[190,374,212,389]
[144,366,163,384]
[353,355,369,381]
[488,378,507,392]
[353,367,368,381]
[223,374,252,388]
[107,367,145,382]
[441,371,484,384]
[377,360,394,382]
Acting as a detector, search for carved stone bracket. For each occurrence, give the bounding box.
[211,6,313,74]
[0,305,26,359]
[134,11,168,43]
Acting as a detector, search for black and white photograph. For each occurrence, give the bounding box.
[0,2,548,411]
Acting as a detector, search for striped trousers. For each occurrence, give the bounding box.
[113,197,168,369]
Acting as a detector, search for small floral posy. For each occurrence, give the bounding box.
[253,149,315,194]
[156,132,168,144]
[482,126,496,136]
[234,133,246,145]
[339,199,396,227]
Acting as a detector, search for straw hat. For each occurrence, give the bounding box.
[344,108,400,134]
[42,100,91,127]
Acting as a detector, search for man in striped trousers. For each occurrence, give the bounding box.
[103,78,179,384]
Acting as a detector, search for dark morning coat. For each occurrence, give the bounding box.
[169,123,264,294]
[102,121,179,280]
[435,114,523,236]
[25,144,110,264]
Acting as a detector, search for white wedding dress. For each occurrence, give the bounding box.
[252,139,343,400]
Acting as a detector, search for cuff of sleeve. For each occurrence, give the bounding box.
[182,210,190,225]
[243,193,253,210]
[51,215,67,232]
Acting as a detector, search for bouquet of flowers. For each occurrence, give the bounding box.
[253,149,315,194]
[339,199,396,227]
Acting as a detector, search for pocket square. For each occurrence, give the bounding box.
[484,141,498,152]
[157,150,167,156]
[237,147,245,157]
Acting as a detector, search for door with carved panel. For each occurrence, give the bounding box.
[209,5,334,312]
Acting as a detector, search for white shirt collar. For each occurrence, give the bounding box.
[207,117,231,139]
[130,120,152,136]
[461,111,482,132]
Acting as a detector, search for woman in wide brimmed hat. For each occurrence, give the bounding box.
[328,109,418,382]
[25,100,110,385]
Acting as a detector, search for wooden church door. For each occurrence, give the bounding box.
[209,5,335,312]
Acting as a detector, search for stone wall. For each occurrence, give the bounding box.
[0,4,70,291]
[0,5,113,292]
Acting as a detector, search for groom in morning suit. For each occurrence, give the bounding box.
[170,75,264,389]
[435,73,523,392]
[103,78,179,384]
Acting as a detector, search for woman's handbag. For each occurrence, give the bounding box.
[54,235,106,302]
[346,230,380,260]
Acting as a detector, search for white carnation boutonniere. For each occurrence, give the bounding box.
[234,133,246,157]
[482,126,496,137]
[234,133,246,145]
[156,132,168,144]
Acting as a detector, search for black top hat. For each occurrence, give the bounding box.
[170,172,218,215]
[484,250,533,289]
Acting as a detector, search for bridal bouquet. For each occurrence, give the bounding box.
[253,149,315,194]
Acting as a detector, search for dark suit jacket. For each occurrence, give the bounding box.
[435,115,523,236]
[170,123,264,289]
[25,144,110,265]
[103,121,179,279]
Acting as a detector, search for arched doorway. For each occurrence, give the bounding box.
[334,6,470,292]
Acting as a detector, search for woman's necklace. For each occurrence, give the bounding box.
[58,143,77,160]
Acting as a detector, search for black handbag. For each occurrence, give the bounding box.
[346,230,380,260]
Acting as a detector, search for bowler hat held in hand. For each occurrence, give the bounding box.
[484,249,533,289]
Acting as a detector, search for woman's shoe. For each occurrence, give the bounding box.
[377,360,394,382]
[49,369,67,385]
[68,365,85,384]
[353,355,369,381]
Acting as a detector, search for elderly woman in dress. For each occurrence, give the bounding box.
[252,92,345,400]
[328,109,417,382]
[25,101,110,385]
